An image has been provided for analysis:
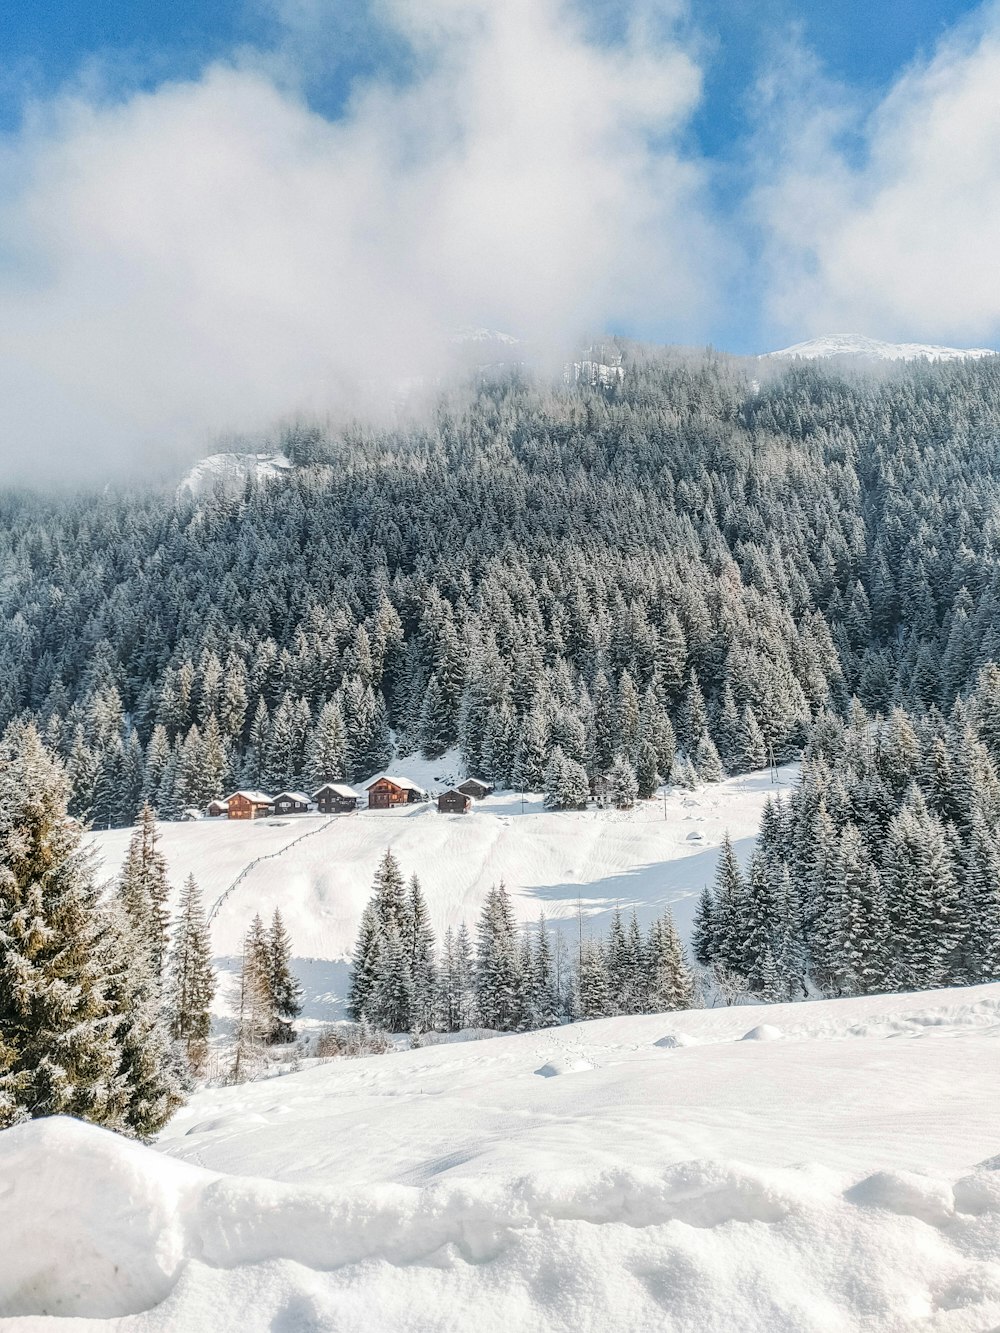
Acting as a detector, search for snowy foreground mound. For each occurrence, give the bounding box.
[4,985,1000,1332]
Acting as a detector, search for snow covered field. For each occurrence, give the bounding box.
[89,764,796,1025]
[25,764,992,1330]
[3,983,999,1330]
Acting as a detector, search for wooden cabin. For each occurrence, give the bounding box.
[457,778,494,800]
[313,783,360,814]
[367,776,426,810]
[438,788,472,814]
[207,798,230,818]
[226,790,274,820]
[272,791,312,816]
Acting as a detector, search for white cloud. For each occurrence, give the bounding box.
[0,0,721,481]
[755,8,1000,346]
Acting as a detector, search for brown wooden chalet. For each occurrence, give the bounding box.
[313,783,360,814]
[457,778,494,800]
[367,775,427,810]
[225,790,274,820]
[438,788,472,814]
[207,798,230,818]
[272,791,312,815]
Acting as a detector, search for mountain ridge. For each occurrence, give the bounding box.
[764,333,997,362]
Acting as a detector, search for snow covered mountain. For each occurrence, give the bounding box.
[178,450,294,498]
[448,326,526,378]
[450,326,521,347]
[4,981,999,1329]
[763,334,997,362]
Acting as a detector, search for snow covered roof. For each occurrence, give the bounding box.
[273,791,313,805]
[367,775,425,792]
[312,783,359,799]
[207,798,230,808]
[224,790,275,805]
[440,788,472,800]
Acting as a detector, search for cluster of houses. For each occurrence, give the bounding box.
[205,776,494,820]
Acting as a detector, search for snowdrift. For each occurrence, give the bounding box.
[0,1118,201,1320]
[3,1119,1000,1331]
[3,984,1000,1330]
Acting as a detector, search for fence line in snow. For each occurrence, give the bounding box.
[207,816,338,924]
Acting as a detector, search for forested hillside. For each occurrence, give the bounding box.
[4,345,1000,830]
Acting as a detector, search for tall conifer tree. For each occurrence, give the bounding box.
[0,726,127,1129]
[168,874,216,1072]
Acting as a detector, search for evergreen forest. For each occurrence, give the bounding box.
[8,347,1000,821]
[4,344,1000,1011]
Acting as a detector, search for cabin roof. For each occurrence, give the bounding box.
[273,791,312,805]
[367,775,424,792]
[224,790,274,805]
[313,783,359,799]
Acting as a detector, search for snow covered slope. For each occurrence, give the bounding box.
[178,450,294,498]
[3,983,1000,1330]
[763,334,996,362]
[89,766,794,1021]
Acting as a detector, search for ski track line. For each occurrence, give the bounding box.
[207,817,339,924]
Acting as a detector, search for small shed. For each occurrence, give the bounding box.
[438,788,472,815]
[313,783,360,814]
[207,798,230,818]
[272,791,313,816]
[367,776,427,810]
[457,778,494,800]
[226,791,274,820]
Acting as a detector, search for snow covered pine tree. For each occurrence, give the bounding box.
[0,724,182,1134]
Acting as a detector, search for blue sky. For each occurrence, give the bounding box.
[0,0,998,474]
[692,0,980,150]
[1,0,981,147]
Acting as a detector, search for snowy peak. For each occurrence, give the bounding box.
[763,334,997,363]
[447,326,526,378]
[450,326,521,347]
[179,451,294,499]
